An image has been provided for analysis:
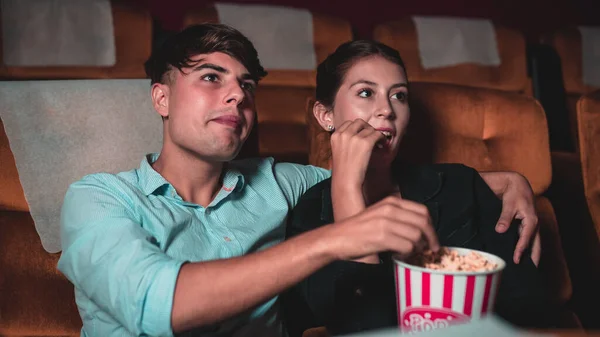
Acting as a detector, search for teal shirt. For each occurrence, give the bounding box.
[57,154,330,337]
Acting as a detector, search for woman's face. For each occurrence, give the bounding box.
[323,55,410,166]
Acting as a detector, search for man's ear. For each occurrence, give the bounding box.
[313,101,333,131]
[151,83,170,119]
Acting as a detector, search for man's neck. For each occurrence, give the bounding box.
[152,144,225,208]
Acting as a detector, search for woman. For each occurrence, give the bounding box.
[283,40,558,336]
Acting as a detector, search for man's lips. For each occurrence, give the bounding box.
[212,115,243,129]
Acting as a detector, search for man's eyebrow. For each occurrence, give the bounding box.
[240,73,256,83]
[192,63,229,74]
[192,62,255,82]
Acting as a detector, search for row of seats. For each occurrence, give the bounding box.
[0,1,599,335]
[0,4,597,161]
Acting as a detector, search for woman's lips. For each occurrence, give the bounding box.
[375,128,395,149]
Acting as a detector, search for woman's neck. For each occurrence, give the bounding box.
[363,164,400,205]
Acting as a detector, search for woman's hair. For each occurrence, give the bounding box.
[315,40,407,108]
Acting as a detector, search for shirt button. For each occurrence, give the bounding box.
[205,208,211,215]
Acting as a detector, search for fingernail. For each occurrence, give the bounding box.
[496,224,506,231]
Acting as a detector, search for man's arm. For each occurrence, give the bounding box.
[171,224,335,331]
[171,195,438,331]
[473,170,557,328]
[59,176,437,335]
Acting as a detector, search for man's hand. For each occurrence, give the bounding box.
[480,171,540,264]
[327,196,440,261]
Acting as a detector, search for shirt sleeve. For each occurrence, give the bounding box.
[273,163,331,208]
[57,175,185,336]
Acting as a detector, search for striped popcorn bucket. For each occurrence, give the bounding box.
[393,247,506,334]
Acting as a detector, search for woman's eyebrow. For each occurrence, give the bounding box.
[349,79,377,88]
[390,83,408,89]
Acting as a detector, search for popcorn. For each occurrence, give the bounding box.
[407,247,498,272]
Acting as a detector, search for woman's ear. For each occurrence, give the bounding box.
[151,83,170,119]
[313,101,333,131]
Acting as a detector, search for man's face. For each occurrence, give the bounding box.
[153,52,257,162]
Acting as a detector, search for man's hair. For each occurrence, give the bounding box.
[145,23,267,85]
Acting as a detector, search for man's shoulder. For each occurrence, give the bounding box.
[67,168,141,198]
[230,157,330,182]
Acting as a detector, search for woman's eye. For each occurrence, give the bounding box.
[392,92,407,101]
[358,89,372,98]
[202,74,219,82]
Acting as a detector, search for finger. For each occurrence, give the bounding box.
[395,198,431,217]
[362,128,387,148]
[395,200,439,251]
[495,202,516,233]
[513,217,537,264]
[386,235,419,256]
[334,120,355,134]
[380,202,439,252]
[344,119,371,135]
[531,232,541,266]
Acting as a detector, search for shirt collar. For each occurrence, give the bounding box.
[137,153,246,197]
[138,153,170,196]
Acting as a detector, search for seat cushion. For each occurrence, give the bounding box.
[182,5,352,88]
[542,28,600,97]
[0,211,81,335]
[535,196,572,305]
[373,19,530,93]
[0,2,151,80]
[255,86,313,163]
[577,90,600,237]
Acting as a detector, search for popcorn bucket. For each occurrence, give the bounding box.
[393,247,506,333]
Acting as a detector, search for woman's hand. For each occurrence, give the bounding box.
[330,119,386,192]
[479,171,540,265]
[330,119,385,222]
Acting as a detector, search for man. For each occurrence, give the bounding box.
[58,24,540,336]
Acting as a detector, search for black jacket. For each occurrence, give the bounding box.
[283,163,558,336]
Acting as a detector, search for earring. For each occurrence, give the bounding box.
[327,125,335,132]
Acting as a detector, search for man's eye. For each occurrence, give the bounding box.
[241,82,256,92]
[202,74,219,82]
[358,89,372,98]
